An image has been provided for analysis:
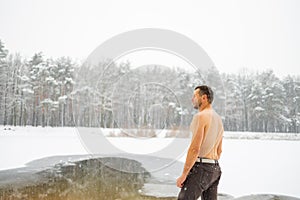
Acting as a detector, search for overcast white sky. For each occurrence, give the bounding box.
[0,0,299,77]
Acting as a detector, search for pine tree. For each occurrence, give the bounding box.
[0,40,9,125]
[6,54,24,126]
[27,52,46,126]
[282,76,300,132]
[248,77,264,132]
[223,74,244,131]
[259,70,284,132]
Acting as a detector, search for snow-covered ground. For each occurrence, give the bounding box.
[0,126,300,198]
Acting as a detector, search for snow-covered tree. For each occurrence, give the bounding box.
[0,40,9,125]
[258,70,284,132]
[282,76,300,132]
[5,54,24,126]
[27,52,46,126]
[223,74,245,131]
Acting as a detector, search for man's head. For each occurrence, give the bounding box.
[192,85,214,109]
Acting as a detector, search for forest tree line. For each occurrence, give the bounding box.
[0,40,299,133]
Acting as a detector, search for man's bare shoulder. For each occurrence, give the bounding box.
[194,110,211,121]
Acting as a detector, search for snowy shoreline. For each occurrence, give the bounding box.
[224,131,300,140]
[1,126,299,140]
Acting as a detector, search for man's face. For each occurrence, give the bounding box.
[192,89,202,109]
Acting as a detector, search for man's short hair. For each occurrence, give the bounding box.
[195,85,214,104]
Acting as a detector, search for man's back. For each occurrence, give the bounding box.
[199,109,223,160]
[190,109,223,160]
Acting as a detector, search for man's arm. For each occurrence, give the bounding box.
[176,114,206,187]
[217,137,222,157]
[182,114,205,175]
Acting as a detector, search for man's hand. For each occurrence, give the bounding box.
[176,174,187,188]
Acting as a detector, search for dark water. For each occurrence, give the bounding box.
[0,156,150,200]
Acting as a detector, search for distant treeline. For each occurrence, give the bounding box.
[0,40,299,133]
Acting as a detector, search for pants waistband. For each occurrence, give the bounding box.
[196,157,218,164]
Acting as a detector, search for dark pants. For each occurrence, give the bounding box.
[177,162,222,200]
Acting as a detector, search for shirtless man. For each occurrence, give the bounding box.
[177,85,223,200]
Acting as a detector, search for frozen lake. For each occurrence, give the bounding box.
[1,126,300,198]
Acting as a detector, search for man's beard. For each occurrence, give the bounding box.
[193,101,201,109]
